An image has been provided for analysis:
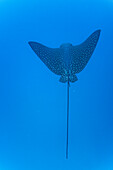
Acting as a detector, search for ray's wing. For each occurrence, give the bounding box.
[28,42,63,75]
[70,30,101,73]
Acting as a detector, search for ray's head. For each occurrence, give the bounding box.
[60,43,72,48]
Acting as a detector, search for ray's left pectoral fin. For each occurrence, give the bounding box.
[28,41,63,75]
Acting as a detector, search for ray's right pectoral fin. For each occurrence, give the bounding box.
[59,75,78,83]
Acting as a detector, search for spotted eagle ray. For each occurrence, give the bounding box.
[28,29,101,159]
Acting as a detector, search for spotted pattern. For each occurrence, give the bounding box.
[70,30,101,74]
[28,30,101,83]
[28,42,64,75]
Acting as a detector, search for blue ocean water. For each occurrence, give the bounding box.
[0,0,113,169]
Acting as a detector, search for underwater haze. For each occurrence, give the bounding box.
[0,0,113,170]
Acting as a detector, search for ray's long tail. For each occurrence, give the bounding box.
[66,78,70,159]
